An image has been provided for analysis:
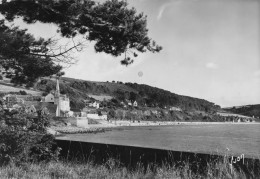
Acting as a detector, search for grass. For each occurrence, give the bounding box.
[0,84,42,95]
[88,94,113,101]
[0,155,255,179]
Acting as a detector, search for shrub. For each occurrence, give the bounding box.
[97,110,102,116]
[19,90,27,95]
[0,106,60,166]
[108,110,116,119]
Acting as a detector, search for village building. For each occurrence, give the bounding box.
[42,93,55,103]
[169,106,182,111]
[125,100,138,107]
[3,94,17,107]
[126,100,132,106]
[54,94,70,112]
[41,79,71,117]
[133,100,138,107]
[25,104,37,115]
[23,101,57,116]
[120,101,127,108]
[88,101,100,109]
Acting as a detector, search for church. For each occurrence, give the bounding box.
[42,79,70,116]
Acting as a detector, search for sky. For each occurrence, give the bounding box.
[9,0,260,107]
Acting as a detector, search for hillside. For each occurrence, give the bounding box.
[223,104,260,118]
[34,77,220,112]
[0,83,42,95]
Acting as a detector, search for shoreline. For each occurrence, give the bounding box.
[50,120,260,135]
[92,120,260,128]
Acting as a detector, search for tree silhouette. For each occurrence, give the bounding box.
[0,20,62,85]
[0,0,162,66]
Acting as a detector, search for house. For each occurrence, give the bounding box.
[42,93,55,103]
[3,94,17,107]
[126,100,132,106]
[133,101,138,107]
[39,102,58,116]
[89,101,100,109]
[120,101,127,108]
[25,104,37,115]
[24,101,57,117]
[87,113,107,120]
[25,105,50,116]
[169,106,182,111]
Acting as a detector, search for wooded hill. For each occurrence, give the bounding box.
[223,104,260,118]
[35,77,220,112]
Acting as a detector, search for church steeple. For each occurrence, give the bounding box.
[55,78,61,117]
[55,78,60,97]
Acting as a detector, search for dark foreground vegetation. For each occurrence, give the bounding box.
[1,157,259,179]
[1,149,259,179]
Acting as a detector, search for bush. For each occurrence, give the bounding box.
[97,110,102,116]
[108,110,116,119]
[19,90,27,95]
[0,107,60,166]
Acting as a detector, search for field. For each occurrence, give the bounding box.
[88,94,113,101]
[57,123,260,159]
[0,84,42,95]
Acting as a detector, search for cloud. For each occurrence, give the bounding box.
[205,62,218,69]
[157,0,198,20]
[157,3,170,20]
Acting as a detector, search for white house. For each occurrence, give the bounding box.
[68,111,74,117]
[43,93,55,103]
[169,106,182,111]
[126,100,132,106]
[89,101,100,109]
[87,113,107,120]
[133,101,138,107]
[120,101,127,108]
